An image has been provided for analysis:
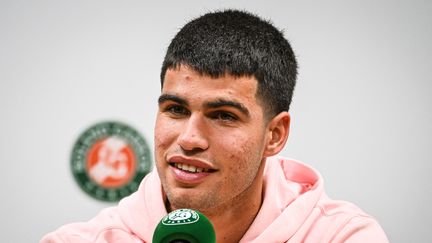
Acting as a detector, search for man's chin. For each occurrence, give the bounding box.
[166,189,217,211]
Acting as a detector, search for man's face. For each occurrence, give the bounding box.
[155,65,270,212]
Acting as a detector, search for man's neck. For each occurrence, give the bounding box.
[205,184,263,243]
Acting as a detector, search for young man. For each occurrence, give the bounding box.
[42,10,388,242]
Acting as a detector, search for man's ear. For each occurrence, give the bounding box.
[263,112,290,157]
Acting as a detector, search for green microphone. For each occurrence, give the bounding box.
[152,208,216,243]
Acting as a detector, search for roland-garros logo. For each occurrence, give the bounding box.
[71,121,152,202]
[162,209,200,225]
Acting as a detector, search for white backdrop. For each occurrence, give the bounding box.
[1,1,431,242]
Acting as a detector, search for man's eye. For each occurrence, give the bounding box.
[213,111,238,121]
[165,105,188,116]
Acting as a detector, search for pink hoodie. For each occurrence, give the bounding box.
[41,157,389,242]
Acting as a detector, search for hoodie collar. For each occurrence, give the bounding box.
[241,156,323,242]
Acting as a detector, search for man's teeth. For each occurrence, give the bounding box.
[174,163,208,173]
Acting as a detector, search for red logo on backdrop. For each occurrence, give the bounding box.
[87,137,136,188]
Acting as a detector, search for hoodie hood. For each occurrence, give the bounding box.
[241,157,323,242]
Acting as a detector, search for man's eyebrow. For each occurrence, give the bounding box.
[205,99,250,116]
[158,94,188,106]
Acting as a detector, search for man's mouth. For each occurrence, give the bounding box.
[167,156,217,183]
[170,163,214,173]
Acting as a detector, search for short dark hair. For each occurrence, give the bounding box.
[160,9,297,117]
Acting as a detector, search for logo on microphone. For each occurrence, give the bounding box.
[162,209,200,225]
[71,121,152,202]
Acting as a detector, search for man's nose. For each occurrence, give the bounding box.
[177,114,209,152]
